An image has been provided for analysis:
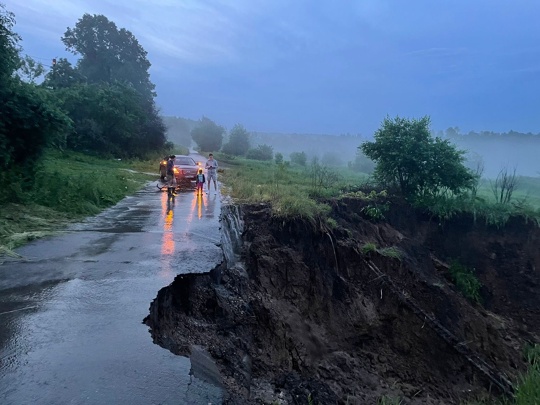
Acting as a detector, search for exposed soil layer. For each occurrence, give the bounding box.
[145,200,540,404]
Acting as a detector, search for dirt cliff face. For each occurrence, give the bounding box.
[145,200,540,404]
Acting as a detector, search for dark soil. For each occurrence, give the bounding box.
[144,199,540,404]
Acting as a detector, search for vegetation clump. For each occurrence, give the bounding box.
[448,261,482,303]
[378,246,403,260]
[246,144,274,161]
[360,242,378,255]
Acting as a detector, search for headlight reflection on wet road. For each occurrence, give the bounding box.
[159,193,175,279]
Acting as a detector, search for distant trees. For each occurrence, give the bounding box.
[191,116,225,152]
[246,144,274,161]
[361,116,474,198]
[290,151,307,166]
[222,124,250,156]
[348,149,375,174]
[321,151,342,167]
[162,116,196,148]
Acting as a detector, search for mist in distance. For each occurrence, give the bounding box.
[10,0,539,179]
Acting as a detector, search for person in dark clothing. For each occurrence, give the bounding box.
[166,155,177,197]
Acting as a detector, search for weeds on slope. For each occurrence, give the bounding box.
[449,261,482,303]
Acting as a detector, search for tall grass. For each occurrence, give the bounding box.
[0,150,156,250]
[465,344,540,405]
[31,150,154,215]
[220,157,365,221]
[417,193,540,228]
[514,344,540,404]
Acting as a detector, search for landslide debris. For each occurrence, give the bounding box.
[145,200,540,404]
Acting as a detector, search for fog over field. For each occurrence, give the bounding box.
[163,114,539,179]
[446,133,539,178]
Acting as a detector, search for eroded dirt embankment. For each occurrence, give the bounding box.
[144,199,540,404]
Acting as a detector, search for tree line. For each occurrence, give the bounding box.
[0,5,167,200]
[174,115,276,162]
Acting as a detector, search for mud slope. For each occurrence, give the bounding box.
[145,200,540,404]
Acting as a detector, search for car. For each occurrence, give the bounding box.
[159,155,200,187]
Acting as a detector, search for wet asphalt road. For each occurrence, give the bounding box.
[0,158,223,404]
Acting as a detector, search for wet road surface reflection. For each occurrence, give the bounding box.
[0,183,223,404]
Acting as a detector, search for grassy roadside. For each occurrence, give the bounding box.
[217,153,368,221]
[217,154,540,227]
[0,150,159,254]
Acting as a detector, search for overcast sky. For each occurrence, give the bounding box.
[5,0,540,135]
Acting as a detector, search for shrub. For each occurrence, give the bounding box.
[246,144,273,161]
[222,123,250,156]
[361,116,475,199]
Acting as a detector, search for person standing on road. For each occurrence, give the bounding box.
[167,155,177,197]
[205,153,218,194]
[195,168,205,195]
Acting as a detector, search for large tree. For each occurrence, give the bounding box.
[191,117,224,152]
[62,13,155,99]
[361,116,474,198]
[58,13,167,157]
